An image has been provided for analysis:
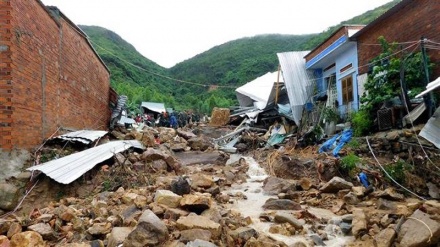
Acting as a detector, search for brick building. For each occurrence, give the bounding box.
[351,0,440,77]
[0,0,111,150]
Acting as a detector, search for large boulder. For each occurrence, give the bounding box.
[262,177,294,195]
[209,107,230,126]
[374,227,396,247]
[176,215,221,239]
[107,227,133,247]
[154,190,182,208]
[180,229,212,243]
[320,177,353,193]
[180,194,212,214]
[190,174,214,189]
[397,209,440,247]
[229,227,258,243]
[274,212,305,230]
[171,176,191,196]
[0,183,22,211]
[262,199,301,210]
[187,137,212,151]
[177,129,197,140]
[124,210,169,247]
[28,223,57,241]
[10,231,45,247]
[352,208,367,237]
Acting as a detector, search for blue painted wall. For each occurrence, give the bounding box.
[335,42,359,114]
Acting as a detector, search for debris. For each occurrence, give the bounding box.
[27,140,145,184]
[209,107,230,126]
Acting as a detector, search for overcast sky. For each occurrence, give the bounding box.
[40,0,392,68]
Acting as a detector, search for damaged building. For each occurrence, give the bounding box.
[0,0,115,181]
[0,0,112,151]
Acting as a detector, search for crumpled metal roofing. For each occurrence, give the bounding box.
[52,130,108,144]
[236,72,283,110]
[141,102,166,114]
[419,106,440,149]
[277,51,316,126]
[416,77,440,98]
[27,140,145,184]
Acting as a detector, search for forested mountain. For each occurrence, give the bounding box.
[80,0,399,114]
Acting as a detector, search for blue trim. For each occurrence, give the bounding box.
[306,35,347,69]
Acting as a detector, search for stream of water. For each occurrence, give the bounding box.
[226,155,354,246]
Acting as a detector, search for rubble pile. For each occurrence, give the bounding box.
[0,124,439,247]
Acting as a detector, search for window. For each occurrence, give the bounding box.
[341,75,353,104]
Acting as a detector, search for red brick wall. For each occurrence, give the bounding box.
[0,0,110,149]
[0,0,14,149]
[356,0,440,76]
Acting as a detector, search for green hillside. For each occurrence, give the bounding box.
[80,0,400,114]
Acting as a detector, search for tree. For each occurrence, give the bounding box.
[360,37,431,116]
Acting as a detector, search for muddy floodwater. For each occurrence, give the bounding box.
[226,155,354,246]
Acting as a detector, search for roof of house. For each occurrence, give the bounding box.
[350,0,408,40]
[305,25,365,59]
[141,102,167,114]
[36,0,110,73]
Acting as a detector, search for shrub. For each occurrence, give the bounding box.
[383,160,411,184]
[350,109,372,137]
[340,153,361,176]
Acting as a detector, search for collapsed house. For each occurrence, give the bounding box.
[140,102,167,119]
[231,51,316,128]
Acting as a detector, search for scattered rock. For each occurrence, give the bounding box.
[0,236,10,247]
[229,227,258,243]
[320,177,353,193]
[374,227,396,247]
[397,209,440,247]
[374,188,404,201]
[427,182,440,199]
[262,199,302,210]
[171,176,191,195]
[180,229,212,243]
[187,137,212,151]
[343,192,359,205]
[7,222,22,238]
[124,210,169,247]
[10,231,45,247]
[154,190,182,208]
[177,129,197,140]
[298,178,312,191]
[274,212,305,229]
[352,209,367,237]
[262,177,294,195]
[377,198,396,210]
[190,174,213,189]
[176,215,221,239]
[180,194,212,214]
[107,227,133,247]
[87,222,112,236]
[186,239,218,247]
[340,222,352,235]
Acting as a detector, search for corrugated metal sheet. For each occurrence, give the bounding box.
[141,102,166,114]
[416,77,440,98]
[53,130,108,144]
[235,72,283,110]
[27,140,145,184]
[277,51,316,126]
[419,106,440,149]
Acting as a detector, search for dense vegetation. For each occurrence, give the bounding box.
[80,0,399,114]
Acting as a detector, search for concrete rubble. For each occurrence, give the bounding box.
[0,123,438,247]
